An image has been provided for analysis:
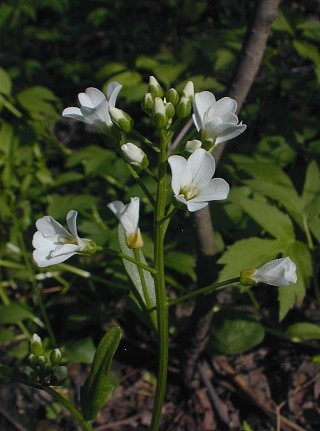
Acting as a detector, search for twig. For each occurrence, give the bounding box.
[0,405,29,431]
[94,414,141,430]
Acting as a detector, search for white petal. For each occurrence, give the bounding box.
[50,243,80,258]
[193,178,230,202]
[253,257,297,286]
[62,107,85,122]
[221,111,239,125]
[215,97,237,116]
[32,231,61,249]
[66,210,79,239]
[107,82,122,106]
[78,92,95,108]
[215,123,247,145]
[107,201,125,221]
[174,194,207,212]
[193,91,216,123]
[33,247,77,268]
[85,87,106,107]
[120,197,140,234]
[35,216,71,237]
[168,155,188,194]
[188,149,216,189]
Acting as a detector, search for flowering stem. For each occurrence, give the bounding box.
[129,130,160,152]
[149,129,169,431]
[126,164,156,206]
[43,386,93,431]
[133,248,157,330]
[104,248,156,274]
[167,277,240,307]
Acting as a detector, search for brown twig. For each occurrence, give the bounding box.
[180,0,282,389]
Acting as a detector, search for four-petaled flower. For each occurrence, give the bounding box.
[240,257,297,287]
[108,197,143,249]
[168,148,230,212]
[192,91,246,146]
[62,82,122,129]
[32,211,97,267]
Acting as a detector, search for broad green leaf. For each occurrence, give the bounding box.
[17,86,59,120]
[0,303,37,324]
[47,193,97,219]
[135,55,159,71]
[293,40,320,67]
[218,237,283,282]
[278,286,296,322]
[96,62,127,80]
[272,9,294,35]
[231,194,295,240]
[118,225,157,330]
[80,327,121,420]
[66,145,116,177]
[165,251,196,281]
[0,68,12,96]
[209,309,265,355]
[301,161,320,221]
[64,337,96,365]
[285,322,320,341]
[297,20,320,42]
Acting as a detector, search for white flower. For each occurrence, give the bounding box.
[107,197,143,249]
[121,143,147,167]
[62,82,122,129]
[32,211,96,267]
[192,91,246,146]
[240,257,297,287]
[168,148,230,212]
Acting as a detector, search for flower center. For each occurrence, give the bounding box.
[180,183,198,201]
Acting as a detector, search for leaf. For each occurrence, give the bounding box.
[209,309,265,355]
[0,68,12,96]
[231,194,295,240]
[165,251,196,281]
[0,303,37,324]
[285,322,320,341]
[64,337,96,365]
[17,86,59,120]
[301,161,320,221]
[80,327,121,420]
[118,225,157,330]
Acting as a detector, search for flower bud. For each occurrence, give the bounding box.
[121,143,148,169]
[36,355,47,365]
[166,88,179,106]
[152,97,167,129]
[148,76,164,98]
[240,268,257,287]
[181,81,194,101]
[50,348,63,365]
[22,366,38,382]
[30,333,43,356]
[109,107,133,133]
[79,238,100,256]
[176,96,191,119]
[141,92,154,114]
[50,366,68,386]
[39,363,53,379]
[165,101,175,121]
[185,140,202,153]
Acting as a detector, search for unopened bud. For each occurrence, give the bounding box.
[181,81,194,101]
[165,101,175,121]
[240,268,257,287]
[109,107,133,133]
[30,333,43,356]
[185,140,202,153]
[50,366,68,386]
[176,96,191,119]
[148,76,164,98]
[152,97,167,129]
[36,355,47,365]
[121,143,148,169]
[141,92,154,114]
[50,348,63,365]
[22,366,38,382]
[166,88,179,106]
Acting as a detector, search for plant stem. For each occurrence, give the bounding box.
[126,164,156,206]
[43,386,93,431]
[149,129,169,431]
[104,248,156,274]
[167,277,240,306]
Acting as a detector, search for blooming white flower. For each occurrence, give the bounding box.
[62,82,122,129]
[32,211,97,267]
[121,143,148,168]
[240,257,297,287]
[192,91,246,146]
[107,197,143,249]
[168,148,230,212]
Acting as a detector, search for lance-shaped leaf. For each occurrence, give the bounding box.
[80,326,121,420]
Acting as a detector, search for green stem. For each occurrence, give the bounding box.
[303,215,314,250]
[149,129,169,431]
[104,248,156,274]
[126,164,156,206]
[167,277,240,307]
[43,386,93,431]
[129,130,160,152]
[133,249,157,330]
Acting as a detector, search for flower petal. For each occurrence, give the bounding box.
[107,82,122,106]
[215,123,247,145]
[215,97,237,116]
[66,210,79,239]
[119,197,140,234]
[188,149,216,188]
[168,155,188,194]
[62,107,85,122]
[85,87,106,107]
[35,216,72,237]
[107,201,125,220]
[193,178,230,202]
[33,246,78,268]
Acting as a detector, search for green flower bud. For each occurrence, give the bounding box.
[166,88,179,106]
[28,353,39,366]
[79,238,100,256]
[39,363,53,379]
[121,143,149,169]
[165,101,175,121]
[148,76,164,98]
[36,355,47,365]
[141,92,154,114]
[109,107,133,133]
[22,366,38,382]
[240,268,257,287]
[30,333,43,356]
[152,97,167,129]
[176,96,191,119]
[50,348,63,365]
[50,366,68,386]
[181,81,194,102]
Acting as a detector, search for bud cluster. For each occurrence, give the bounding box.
[141,76,194,129]
[21,334,67,387]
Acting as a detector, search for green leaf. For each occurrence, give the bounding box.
[17,86,59,120]
[231,194,295,240]
[285,322,320,341]
[80,327,121,420]
[0,364,14,383]
[118,225,157,329]
[165,251,196,280]
[0,68,12,96]
[209,309,265,355]
[64,337,96,365]
[0,303,37,324]
[301,161,320,221]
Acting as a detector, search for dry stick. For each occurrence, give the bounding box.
[180,0,282,389]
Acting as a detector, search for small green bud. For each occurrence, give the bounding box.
[166,88,179,106]
[148,76,164,98]
[176,96,191,119]
[50,348,63,365]
[22,366,38,382]
[79,238,100,256]
[28,353,39,366]
[152,97,167,129]
[109,107,133,133]
[50,366,68,386]
[30,333,43,356]
[36,355,47,365]
[39,363,53,379]
[165,101,175,121]
[181,81,194,102]
[141,92,154,114]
